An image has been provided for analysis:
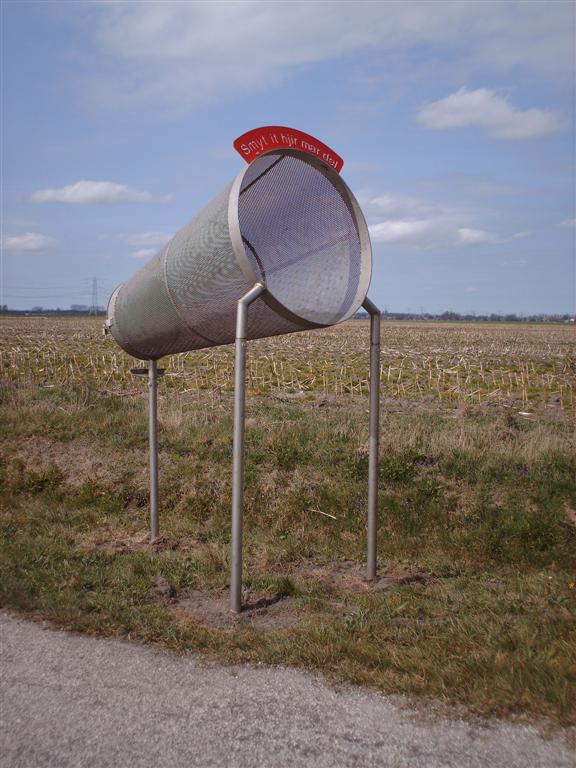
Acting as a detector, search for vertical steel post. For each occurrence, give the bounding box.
[362,297,381,580]
[148,359,159,542]
[231,283,265,613]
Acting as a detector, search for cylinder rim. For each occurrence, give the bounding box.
[228,148,372,327]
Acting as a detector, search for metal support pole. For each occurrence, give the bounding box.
[231,283,265,613]
[148,359,160,542]
[362,297,381,580]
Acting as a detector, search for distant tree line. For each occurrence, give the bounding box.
[0,305,106,316]
[0,305,573,323]
[353,310,574,323]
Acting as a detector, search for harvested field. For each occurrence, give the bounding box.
[1,316,574,409]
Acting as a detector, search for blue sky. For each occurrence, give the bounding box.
[1,0,575,314]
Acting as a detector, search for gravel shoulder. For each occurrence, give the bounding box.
[0,612,573,768]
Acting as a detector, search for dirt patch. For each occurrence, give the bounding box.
[75,529,203,555]
[294,560,431,592]
[151,575,177,601]
[565,503,576,528]
[8,437,148,490]
[174,590,301,633]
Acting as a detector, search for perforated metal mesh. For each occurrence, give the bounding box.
[110,245,200,360]
[107,150,371,360]
[238,153,362,326]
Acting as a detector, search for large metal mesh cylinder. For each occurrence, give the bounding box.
[107,149,372,360]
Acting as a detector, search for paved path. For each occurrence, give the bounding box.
[0,613,573,768]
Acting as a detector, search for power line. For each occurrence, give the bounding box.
[1,277,111,308]
[90,276,99,315]
[3,294,94,299]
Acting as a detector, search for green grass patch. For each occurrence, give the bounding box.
[1,371,575,725]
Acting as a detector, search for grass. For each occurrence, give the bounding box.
[0,317,575,726]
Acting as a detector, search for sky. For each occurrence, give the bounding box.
[1,0,575,315]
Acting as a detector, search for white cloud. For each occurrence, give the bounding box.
[418,87,564,140]
[116,231,173,248]
[457,228,529,245]
[559,218,576,228]
[112,231,172,259]
[369,219,434,244]
[458,228,496,245]
[363,191,527,250]
[67,2,574,111]
[131,248,158,259]
[1,232,58,253]
[31,180,172,204]
[366,194,437,219]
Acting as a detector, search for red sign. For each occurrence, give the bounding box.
[233,126,344,173]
